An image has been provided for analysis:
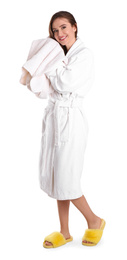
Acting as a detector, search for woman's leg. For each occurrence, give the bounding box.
[57,200,71,238]
[71,195,101,244]
[45,200,71,246]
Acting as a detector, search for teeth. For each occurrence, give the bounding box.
[60,37,66,40]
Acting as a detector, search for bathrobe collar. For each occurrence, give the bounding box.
[66,37,83,57]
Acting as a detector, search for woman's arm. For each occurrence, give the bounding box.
[45,48,94,94]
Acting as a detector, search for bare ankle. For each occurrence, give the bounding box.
[87,216,101,229]
[60,229,71,239]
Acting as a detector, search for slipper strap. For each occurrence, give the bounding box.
[44,232,66,248]
[82,229,103,244]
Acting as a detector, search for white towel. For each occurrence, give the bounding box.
[19,37,65,98]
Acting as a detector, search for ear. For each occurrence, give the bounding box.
[73,23,77,32]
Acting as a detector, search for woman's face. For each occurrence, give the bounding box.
[52,18,77,51]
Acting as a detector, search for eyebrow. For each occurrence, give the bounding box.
[52,24,67,30]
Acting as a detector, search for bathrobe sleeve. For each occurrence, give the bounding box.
[45,48,94,95]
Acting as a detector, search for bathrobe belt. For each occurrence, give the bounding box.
[45,97,85,147]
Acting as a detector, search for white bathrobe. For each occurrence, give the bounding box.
[20,37,94,200]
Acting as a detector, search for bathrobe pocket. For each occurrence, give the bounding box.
[59,107,70,143]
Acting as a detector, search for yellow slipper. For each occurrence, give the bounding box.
[82,219,106,246]
[43,232,73,248]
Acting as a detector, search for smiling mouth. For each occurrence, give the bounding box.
[59,36,67,41]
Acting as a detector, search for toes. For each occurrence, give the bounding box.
[45,241,53,246]
[83,240,94,244]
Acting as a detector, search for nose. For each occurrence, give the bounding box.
[58,29,64,37]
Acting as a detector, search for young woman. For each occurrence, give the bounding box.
[20,11,106,248]
[42,11,106,248]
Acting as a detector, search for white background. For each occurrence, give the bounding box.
[0,0,127,259]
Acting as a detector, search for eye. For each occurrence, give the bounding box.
[53,29,58,33]
[62,26,66,30]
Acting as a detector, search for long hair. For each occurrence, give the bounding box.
[49,11,78,54]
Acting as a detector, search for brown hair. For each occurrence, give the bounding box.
[49,11,78,54]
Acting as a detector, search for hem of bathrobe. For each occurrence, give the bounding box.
[40,184,83,200]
